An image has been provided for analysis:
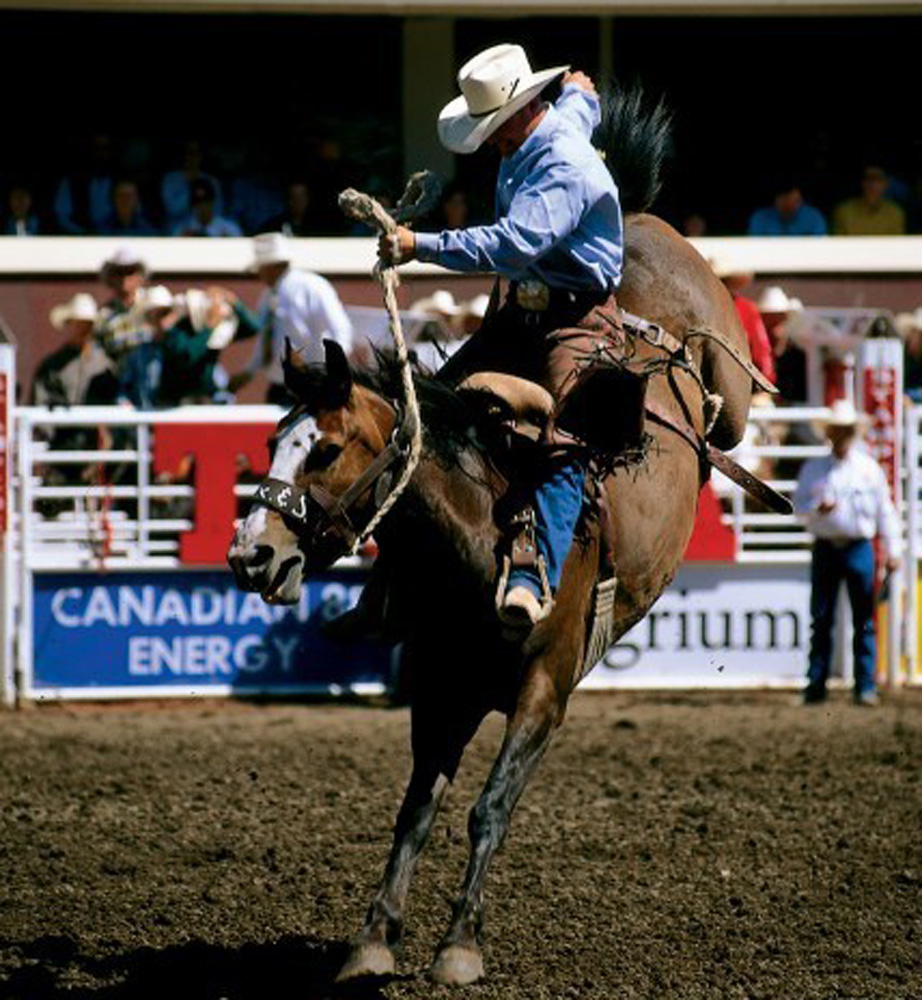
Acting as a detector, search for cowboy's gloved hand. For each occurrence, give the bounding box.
[563,70,597,96]
[378,226,416,266]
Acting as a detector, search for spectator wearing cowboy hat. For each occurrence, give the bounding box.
[758,285,807,404]
[408,289,466,372]
[172,177,242,237]
[710,257,775,385]
[378,43,624,628]
[96,246,152,367]
[32,293,117,408]
[793,399,901,707]
[229,232,352,404]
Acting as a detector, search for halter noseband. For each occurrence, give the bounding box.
[251,404,411,555]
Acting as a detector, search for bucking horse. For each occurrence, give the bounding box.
[227,88,781,986]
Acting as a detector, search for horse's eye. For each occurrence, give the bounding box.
[304,442,342,472]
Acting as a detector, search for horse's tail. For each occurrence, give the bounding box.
[594,83,672,215]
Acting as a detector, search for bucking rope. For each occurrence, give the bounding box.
[337,171,440,549]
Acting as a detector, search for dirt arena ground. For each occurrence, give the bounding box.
[0,689,919,1000]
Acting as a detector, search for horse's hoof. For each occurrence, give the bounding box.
[335,942,396,982]
[429,944,484,986]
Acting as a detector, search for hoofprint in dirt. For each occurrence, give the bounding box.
[0,690,918,999]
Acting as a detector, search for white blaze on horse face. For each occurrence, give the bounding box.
[242,413,322,543]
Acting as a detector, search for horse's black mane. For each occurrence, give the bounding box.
[595,82,672,215]
[355,352,476,464]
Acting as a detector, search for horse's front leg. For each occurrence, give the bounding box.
[336,690,485,982]
[430,668,565,986]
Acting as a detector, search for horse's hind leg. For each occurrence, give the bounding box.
[430,667,565,986]
[336,687,486,983]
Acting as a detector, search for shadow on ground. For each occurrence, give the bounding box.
[0,934,400,1000]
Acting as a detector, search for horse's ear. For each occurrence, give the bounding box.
[323,339,353,409]
[282,338,324,410]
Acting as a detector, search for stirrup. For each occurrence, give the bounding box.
[495,507,554,631]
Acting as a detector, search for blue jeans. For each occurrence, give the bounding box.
[807,539,877,698]
[507,458,585,599]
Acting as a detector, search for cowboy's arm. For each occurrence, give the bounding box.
[412,162,585,275]
[555,77,601,138]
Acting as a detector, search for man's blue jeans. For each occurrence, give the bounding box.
[807,538,877,699]
[507,458,585,599]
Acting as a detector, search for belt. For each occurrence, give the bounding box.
[510,279,609,313]
[816,536,869,550]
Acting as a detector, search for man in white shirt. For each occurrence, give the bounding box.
[793,400,902,706]
[230,232,353,404]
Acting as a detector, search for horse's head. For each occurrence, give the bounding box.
[227,339,397,604]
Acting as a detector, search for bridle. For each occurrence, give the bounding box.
[250,400,414,558]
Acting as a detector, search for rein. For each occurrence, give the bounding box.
[251,173,440,556]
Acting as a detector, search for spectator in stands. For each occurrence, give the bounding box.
[32,293,117,407]
[229,232,352,404]
[117,285,176,410]
[832,165,907,236]
[437,182,471,231]
[748,180,827,237]
[710,258,775,385]
[260,179,313,238]
[794,400,901,707]
[99,180,158,237]
[173,178,242,237]
[408,289,464,372]
[683,213,708,238]
[3,182,42,236]
[759,286,807,402]
[53,132,117,235]
[120,285,260,408]
[160,139,224,232]
[96,247,152,366]
[896,308,922,402]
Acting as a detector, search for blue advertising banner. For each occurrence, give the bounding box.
[32,569,391,693]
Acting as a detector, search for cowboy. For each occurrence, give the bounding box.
[793,400,901,707]
[229,232,353,404]
[378,43,624,628]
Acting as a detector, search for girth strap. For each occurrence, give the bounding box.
[620,309,778,395]
[643,398,792,515]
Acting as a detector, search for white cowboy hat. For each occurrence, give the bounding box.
[826,399,867,428]
[438,44,569,155]
[250,232,292,270]
[100,245,147,276]
[50,292,99,330]
[462,293,491,319]
[709,256,752,281]
[409,289,462,318]
[142,285,174,312]
[757,285,796,314]
[895,307,922,337]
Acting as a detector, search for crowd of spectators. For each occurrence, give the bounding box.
[7,131,922,240]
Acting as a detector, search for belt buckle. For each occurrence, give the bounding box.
[516,279,550,312]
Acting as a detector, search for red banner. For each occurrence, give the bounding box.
[0,372,8,536]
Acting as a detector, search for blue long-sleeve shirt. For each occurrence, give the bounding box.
[415,84,623,292]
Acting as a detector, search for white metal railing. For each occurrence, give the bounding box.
[14,403,841,569]
[15,405,284,571]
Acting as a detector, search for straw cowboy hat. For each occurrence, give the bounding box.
[826,399,867,428]
[438,44,569,155]
[462,293,491,319]
[50,292,99,330]
[895,307,922,337]
[100,245,148,279]
[250,232,292,270]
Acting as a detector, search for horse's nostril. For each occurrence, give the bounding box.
[248,545,274,568]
